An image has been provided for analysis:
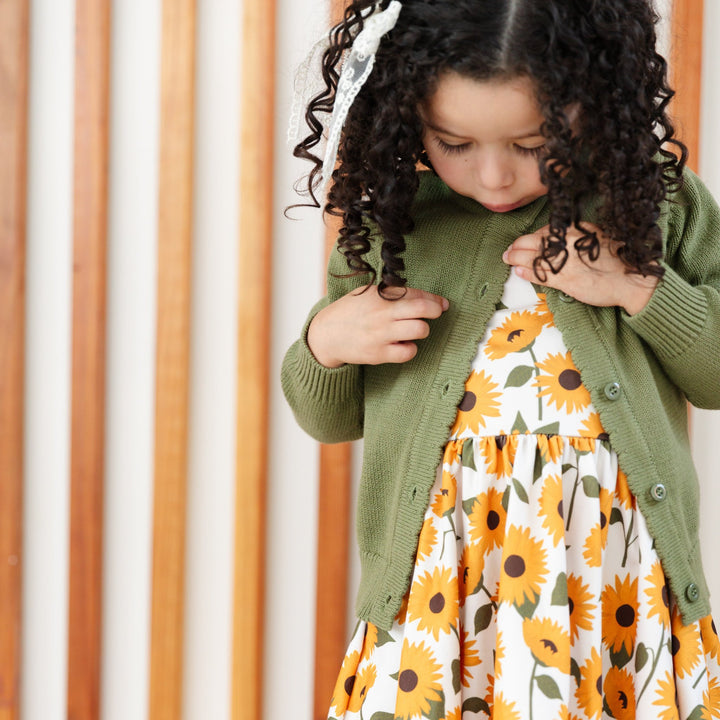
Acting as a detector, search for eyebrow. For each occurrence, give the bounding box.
[424,120,544,141]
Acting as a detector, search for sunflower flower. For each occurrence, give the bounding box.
[651,671,680,720]
[480,434,518,478]
[567,573,595,641]
[604,667,636,720]
[407,566,459,640]
[670,609,703,679]
[484,309,544,359]
[522,616,570,671]
[703,675,720,719]
[534,351,591,414]
[329,650,361,715]
[431,470,457,517]
[468,487,507,553]
[348,662,377,712]
[601,575,639,656]
[450,370,502,436]
[644,561,671,627]
[395,640,443,720]
[498,525,549,607]
[539,474,565,547]
[458,542,485,605]
[575,647,602,720]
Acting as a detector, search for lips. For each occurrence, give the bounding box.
[481,200,526,213]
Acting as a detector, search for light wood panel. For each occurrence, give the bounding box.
[232,0,276,716]
[148,1,196,718]
[313,2,355,716]
[0,2,29,719]
[670,0,704,170]
[67,2,111,718]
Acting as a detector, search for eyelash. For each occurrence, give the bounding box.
[433,138,546,159]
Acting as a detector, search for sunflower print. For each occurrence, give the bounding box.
[601,575,639,656]
[468,486,507,552]
[394,640,443,720]
[449,369,502,436]
[652,671,681,720]
[325,273,719,720]
[645,560,671,627]
[671,608,703,679]
[480,433,517,478]
[533,351,592,413]
[538,474,565,547]
[330,650,361,715]
[498,524,548,607]
[458,542,484,604]
[522,616,570,671]
[567,573,595,641]
[703,675,720,719]
[431,470,457,517]
[603,666,636,720]
[575,647,603,720]
[484,309,544,359]
[348,663,377,713]
[407,566,458,640]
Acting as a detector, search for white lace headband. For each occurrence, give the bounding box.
[288,1,403,198]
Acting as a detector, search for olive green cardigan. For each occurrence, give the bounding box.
[282,169,720,630]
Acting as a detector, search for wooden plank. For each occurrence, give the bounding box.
[231,0,276,716]
[148,1,196,719]
[313,2,355,716]
[670,0,704,170]
[67,2,111,718]
[0,2,29,719]
[313,442,352,719]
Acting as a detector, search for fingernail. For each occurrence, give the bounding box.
[442,298,450,311]
[502,250,509,263]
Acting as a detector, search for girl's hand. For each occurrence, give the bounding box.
[502,224,659,315]
[307,285,450,368]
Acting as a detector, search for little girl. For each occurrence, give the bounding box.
[283,1,720,718]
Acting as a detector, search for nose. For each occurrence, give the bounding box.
[475,149,514,191]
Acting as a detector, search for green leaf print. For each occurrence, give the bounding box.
[581,475,601,498]
[534,421,560,435]
[570,657,582,686]
[375,627,395,648]
[462,440,477,471]
[426,689,446,720]
[462,496,477,517]
[533,451,544,484]
[462,697,491,715]
[609,643,632,670]
[368,713,395,720]
[474,603,494,634]
[515,594,540,619]
[452,658,462,695]
[501,486,511,512]
[535,674,563,700]
[512,478,529,504]
[505,365,535,388]
[551,573,568,606]
[512,411,529,434]
[610,507,624,526]
[561,463,576,476]
[635,642,649,672]
[686,706,707,720]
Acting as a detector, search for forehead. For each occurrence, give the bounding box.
[422,72,545,140]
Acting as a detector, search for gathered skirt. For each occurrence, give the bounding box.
[327,273,719,720]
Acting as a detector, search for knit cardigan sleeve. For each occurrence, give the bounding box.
[623,169,720,409]
[280,242,379,444]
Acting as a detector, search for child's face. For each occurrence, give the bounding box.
[421,73,548,213]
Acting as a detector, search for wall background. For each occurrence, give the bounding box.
[4,1,719,719]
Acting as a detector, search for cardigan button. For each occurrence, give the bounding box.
[559,292,575,303]
[649,483,667,501]
[686,583,700,602]
[604,382,622,401]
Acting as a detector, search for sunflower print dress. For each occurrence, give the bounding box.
[328,271,720,720]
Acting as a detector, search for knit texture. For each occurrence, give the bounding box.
[281,169,720,629]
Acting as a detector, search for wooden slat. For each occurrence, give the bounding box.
[313,442,352,720]
[67,2,111,718]
[670,0,704,170]
[232,0,276,716]
[0,2,29,719]
[313,2,355,716]
[148,1,196,719]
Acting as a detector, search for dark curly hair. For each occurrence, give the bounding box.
[292,0,687,291]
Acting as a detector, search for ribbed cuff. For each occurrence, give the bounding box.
[623,263,707,360]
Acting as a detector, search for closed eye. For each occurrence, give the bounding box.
[434,137,471,155]
[514,143,546,158]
